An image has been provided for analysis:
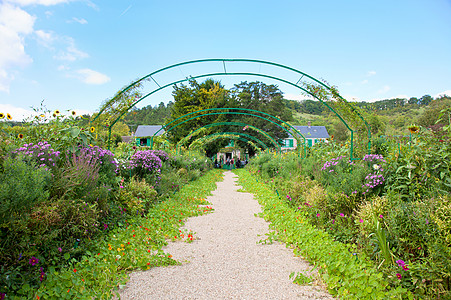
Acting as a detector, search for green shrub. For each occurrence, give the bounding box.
[116,177,158,213]
[0,157,51,224]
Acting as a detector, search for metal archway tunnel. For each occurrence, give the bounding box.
[92,59,371,160]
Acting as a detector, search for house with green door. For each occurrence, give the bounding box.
[135,125,165,146]
[282,125,329,150]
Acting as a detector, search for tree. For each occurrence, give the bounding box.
[229,81,293,143]
[408,97,419,105]
[419,95,433,106]
[167,78,229,143]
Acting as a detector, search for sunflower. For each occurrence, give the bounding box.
[90,127,95,133]
[54,110,60,116]
[408,125,420,134]
[52,113,57,118]
[72,111,76,116]
[7,113,12,120]
[18,133,24,139]
[40,114,45,118]
[0,113,4,119]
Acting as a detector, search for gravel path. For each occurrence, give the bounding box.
[119,171,333,299]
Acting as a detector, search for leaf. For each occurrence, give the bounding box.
[70,127,81,138]
[64,253,70,260]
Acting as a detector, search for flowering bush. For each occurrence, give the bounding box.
[52,149,100,199]
[124,150,163,179]
[13,141,61,172]
[320,154,386,198]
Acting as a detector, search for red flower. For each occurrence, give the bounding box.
[73,268,77,273]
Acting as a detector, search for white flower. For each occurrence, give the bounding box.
[373,164,380,170]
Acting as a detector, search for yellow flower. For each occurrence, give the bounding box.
[408,125,420,134]
[90,127,95,133]
[7,113,12,120]
[0,113,4,119]
[72,111,76,116]
[54,110,60,116]
[18,133,24,139]
[40,114,45,118]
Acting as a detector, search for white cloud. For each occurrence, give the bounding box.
[367,71,376,77]
[361,79,368,84]
[69,17,88,24]
[35,29,55,47]
[435,90,451,98]
[0,103,36,121]
[76,68,110,84]
[5,0,70,6]
[0,103,94,121]
[0,3,35,92]
[377,85,390,94]
[54,37,88,61]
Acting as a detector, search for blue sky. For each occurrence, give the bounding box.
[1,0,450,121]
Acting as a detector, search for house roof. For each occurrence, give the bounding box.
[288,126,329,139]
[135,125,165,137]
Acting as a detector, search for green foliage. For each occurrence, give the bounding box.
[0,157,51,224]
[52,150,100,199]
[27,169,221,299]
[116,177,158,213]
[235,169,408,299]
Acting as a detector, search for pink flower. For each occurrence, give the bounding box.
[396,273,402,280]
[359,219,364,223]
[339,213,344,217]
[396,259,405,267]
[379,214,383,218]
[316,213,320,217]
[29,256,39,266]
[402,265,409,271]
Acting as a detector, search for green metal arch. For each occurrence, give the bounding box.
[190,132,268,152]
[151,108,306,158]
[186,134,262,156]
[176,121,281,154]
[93,59,371,159]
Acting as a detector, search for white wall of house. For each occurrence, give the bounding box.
[281,137,328,150]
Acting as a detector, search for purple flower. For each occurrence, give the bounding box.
[316,213,320,217]
[29,256,39,266]
[58,247,62,253]
[396,273,402,280]
[339,213,344,217]
[379,214,383,219]
[39,267,45,282]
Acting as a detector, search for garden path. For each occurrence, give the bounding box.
[119,171,333,299]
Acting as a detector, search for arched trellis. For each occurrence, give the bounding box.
[176,121,281,155]
[92,59,371,160]
[151,108,306,158]
[189,132,268,152]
